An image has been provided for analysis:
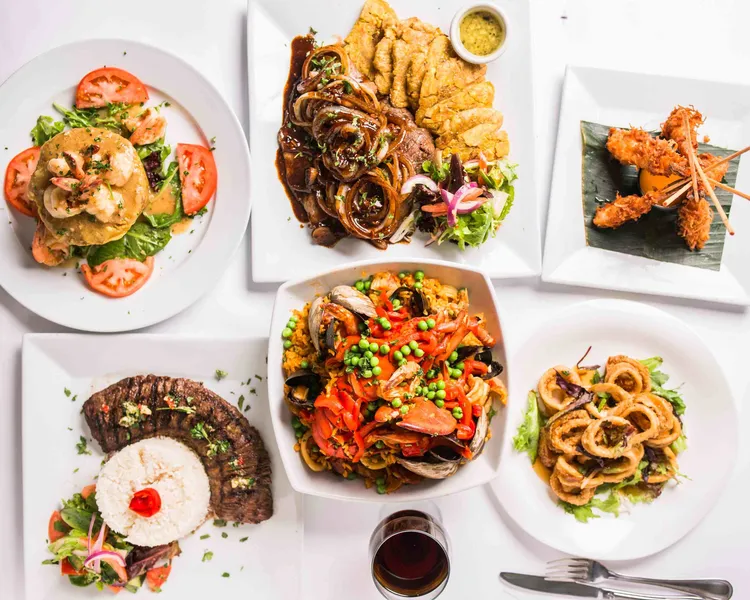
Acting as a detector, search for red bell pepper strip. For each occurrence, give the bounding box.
[314,394,343,415]
[463,359,489,376]
[472,403,483,417]
[352,431,365,462]
[312,413,345,458]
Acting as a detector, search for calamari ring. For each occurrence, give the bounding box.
[645,413,682,448]
[635,393,675,434]
[299,431,328,472]
[605,355,651,394]
[466,377,490,405]
[590,383,633,411]
[549,471,596,505]
[547,410,592,455]
[598,444,645,483]
[538,428,560,469]
[615,403,660,445]
[581,415,635,458]
[360,454,388,470]
[645,447,679,483]
[538,366,582,416]
[555,456,603,490]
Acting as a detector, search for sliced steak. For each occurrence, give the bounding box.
[83,375,273,525]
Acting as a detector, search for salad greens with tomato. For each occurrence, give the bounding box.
[46,485,177,593]
[3,66,218,299]
[397,153,517,249]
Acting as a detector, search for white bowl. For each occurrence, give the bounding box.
[267,258,509,503]
[450,3,510,64]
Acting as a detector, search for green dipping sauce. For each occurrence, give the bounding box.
[460,10,505,56]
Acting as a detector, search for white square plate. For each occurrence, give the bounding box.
[22,335,302,600]
[267,259,509,502]
[247,0,540,282]
[543,66,750,306]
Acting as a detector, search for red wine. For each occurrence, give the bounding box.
[372,512,449,597]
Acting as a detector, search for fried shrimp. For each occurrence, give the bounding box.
[698,153,729,186]
[606,127,688,177]
[661,106,703,157]
[593,191,660,229]
[677,194,713,250]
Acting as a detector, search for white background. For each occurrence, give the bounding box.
[1,0,749,598]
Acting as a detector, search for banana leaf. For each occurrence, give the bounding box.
[581,120,740,271]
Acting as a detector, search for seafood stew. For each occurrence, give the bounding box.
[280,268,507,494]
[4,66,218,298]
[513,352,687,522]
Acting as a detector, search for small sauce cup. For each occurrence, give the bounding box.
[450,3,509,65]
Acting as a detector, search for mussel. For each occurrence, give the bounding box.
[284,370,321,409]
[308,296,361,354]
[389,286,429,316]
[468,406,489,457]
[307,296,325,354]
[428,445,463,463]
[330,285,377,318]
[395,456,459,479]
[455,345,504,380]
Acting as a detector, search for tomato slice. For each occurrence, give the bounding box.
[75,67,149,109]
[81,256,154,298]
[81,484,97,500]
[48,510,67,543]
[61,558,84,576]
[146,564,172,592]
[4,146,40,217]
[177,143,217,214]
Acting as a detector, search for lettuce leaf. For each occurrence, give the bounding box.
[671,433,688,454]
[30,115,65,146]
[639,357,686,416]
[512,391,541,463]
[560,491,621,523]
[86,222,171,267]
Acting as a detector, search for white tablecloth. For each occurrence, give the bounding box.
[2,1,748,598]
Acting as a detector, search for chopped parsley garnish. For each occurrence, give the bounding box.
[64,387,71,397]
[200,534,210,540]
[239,537,248,543]
[215,369,228,380]
[213,519,228,527]
[221,532,228,539]
[222,572,230,578]
[75,436,91,455]
[202,551,214,562]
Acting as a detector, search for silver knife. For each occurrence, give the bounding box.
[500,573,702,600]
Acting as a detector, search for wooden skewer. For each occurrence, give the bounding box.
[654,144,750,195]
[709,178,750,202]
[662,182,691,207]
[685,119,735,234]
[684,115,703,211]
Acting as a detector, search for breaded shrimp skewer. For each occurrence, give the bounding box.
[606,128,689,177]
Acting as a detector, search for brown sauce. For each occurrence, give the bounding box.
[170,218,193,235]
[533,458,552,483]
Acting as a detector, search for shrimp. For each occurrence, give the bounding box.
[62,151,85,179]
[90,150,135,186]
[661,106,703,157]
[47,157,70,177]
[677,194,713,251]
[44,185,85,219]
[31,221,70,266]
[606,128,688,177]
[84,183,124,223]
[593,191,661,229]
[126,108,167,145]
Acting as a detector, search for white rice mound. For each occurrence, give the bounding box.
[97,437,211,547]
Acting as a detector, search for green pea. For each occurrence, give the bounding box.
[359,338,370,349]
[393,350,404,362]
[400,405,409,415]
[391,298,401,309]
[401,346,411,356]
[427,318,436,329]
[355,280,364,291]
[292,416,302,428]
[375,476,386,486]
[449,351,458,363]
[379,344,390,355]
[350,344,360,353]
[364,350,374,359]
[435,389,446,400]
[350,357,360,367]
[372,366,382,376]
[408,340,419,350]
[418,320,428,331]
[398,271,407,279]
[369,342,379,353]
[398,359,407,367]
[300,360,309,369]
[414,281,423,289]
[376,485,387,495]
[295,429,304,439]
[370,356,379,367]
[427,391,436,400]
[452,407,463,419]
[391,398,402,408]
[456,362,465,370]
[414,348,425,358]
[364,279,371,290]
[414,386,422,396]
[415,270,425,280]
[283,340,292,349]
[450,369,461,379]
[375,440,385,449]
[289,315,298,322]
[427,369,437,379]
[347,472,357,480]
[435,399,445,408]
[367,402,377,412]
[362,369,373,378]
[382,321,392,330]
[282,328,293,338]
[437,380,446,390]
[287,320,296,329]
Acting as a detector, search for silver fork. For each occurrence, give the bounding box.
[546,558,733,600]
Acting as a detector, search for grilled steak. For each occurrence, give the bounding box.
[83,375,273,525]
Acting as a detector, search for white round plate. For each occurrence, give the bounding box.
[0,39,250,332]
[490,299,738,560]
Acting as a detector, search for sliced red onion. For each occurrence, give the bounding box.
[455,196,490,214]
[87,521,108,573]
[390,210,418,243]
[440,189,458,226]
[84,550,126,572]
[400,174,438,195]
[87,515,95,555]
